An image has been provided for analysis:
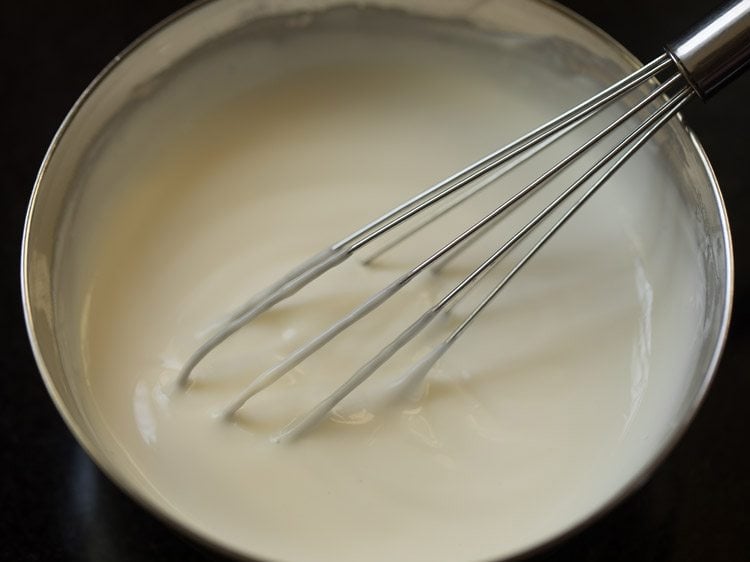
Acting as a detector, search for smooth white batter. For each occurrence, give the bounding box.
[62,9,706,562]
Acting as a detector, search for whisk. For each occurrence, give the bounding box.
[177,0,750,442]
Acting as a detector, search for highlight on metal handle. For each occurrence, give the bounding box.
[667,0,750,99]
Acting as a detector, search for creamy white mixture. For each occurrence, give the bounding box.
[65,10,705,562]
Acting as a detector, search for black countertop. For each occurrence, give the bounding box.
[1,1,748,560]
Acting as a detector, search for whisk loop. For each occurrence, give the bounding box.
[175,0,750,442]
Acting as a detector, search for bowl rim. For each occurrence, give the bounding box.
[20,1,734,560]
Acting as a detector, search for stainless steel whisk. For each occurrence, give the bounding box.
[177,0,750,442]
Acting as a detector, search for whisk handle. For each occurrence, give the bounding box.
[667,0,750,99]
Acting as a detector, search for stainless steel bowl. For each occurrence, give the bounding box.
[21,0,733,559]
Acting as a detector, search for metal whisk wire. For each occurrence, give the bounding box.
[175,0,750,442]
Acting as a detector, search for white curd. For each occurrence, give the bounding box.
[60,8,706,562]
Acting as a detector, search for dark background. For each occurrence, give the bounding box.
[1,1,748,560]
